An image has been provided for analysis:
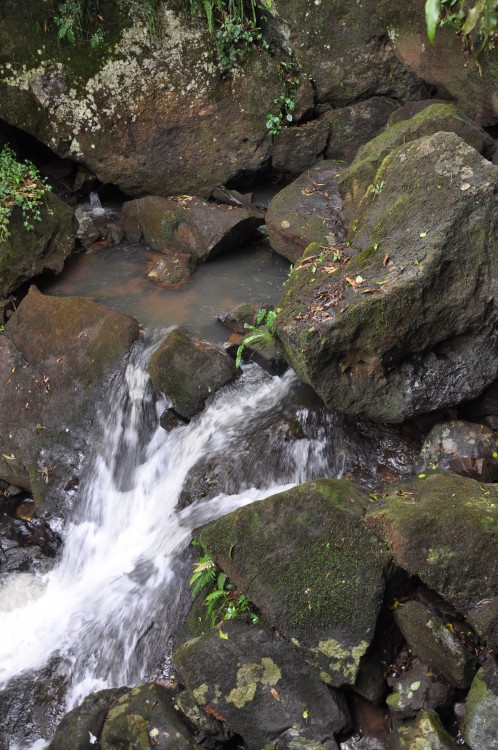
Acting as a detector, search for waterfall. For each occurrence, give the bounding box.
[0,342,337,749]
[89,191,105,216]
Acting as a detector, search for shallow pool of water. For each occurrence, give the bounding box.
[39,239,290,343]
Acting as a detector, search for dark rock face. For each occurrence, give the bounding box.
[387,658,454,718]
[367,472,498,649]
[266,161,347,263]
[0,193,76,298]
[323,98,400,162]
[174,622,350,750]
[276,132,498,423]
[387,709,458,749]
[148,328,237,419]
[197,479,386,688]
[417,420,498,482]
[0,287,140,514]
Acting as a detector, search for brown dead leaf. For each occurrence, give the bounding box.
[383,253,390,267]
[270,688,281,701]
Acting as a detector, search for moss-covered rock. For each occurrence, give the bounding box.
[393,600,477,689]
[100,683,198,750]
[197,479,386,687]
[367,472,498,647]
[266,162,347,263]
[47,688,128,750]
[387,709,458,749]
[0,192,76,297]
[463,659,498,750]
[148,327,237,419]
[275,132,498,422]
[339,102,495,220]
[174,622,349,750]
[0,287,139,513]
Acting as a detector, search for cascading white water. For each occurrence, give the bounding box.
[0,342,336,749]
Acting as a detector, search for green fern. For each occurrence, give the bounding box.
[189,553,216,597]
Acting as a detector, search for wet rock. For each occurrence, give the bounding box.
[197,479,386,688]
[100,683,198,750]
[159,408,189,432]
[0,192,76,297]
[122,195,262,267]
[0,286,140,514]
[417,420,498,482]
[218,302,274,335]
[367,472,498,649]
[340,103,495,220]
[148,328,237,419]
[463,659,498,750]
[387,710,458,749]
[0,511,61,579]
[47,688,128,750]
[460,377,498,421]
[173,687,235,749]
[74,204,122,248]
[270,122,329,176]
[174,622,350,750]
[276,132,498,423]
[323,98,399,162]
[341,692,390,750]
[386,658,453,718]
[266,161,347,263]
[225,331,288,376]
[147,252,195,287]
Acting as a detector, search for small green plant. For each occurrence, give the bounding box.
[52,0,158,47]
[235,308,278,367]
[216,16,268,71]
[190,546,259,626]
[0,146,52,244]
[367,180,385,197]
[425,0,498,56]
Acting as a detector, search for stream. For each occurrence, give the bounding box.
[0,239,417,749]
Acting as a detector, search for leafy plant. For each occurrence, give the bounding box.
[235,308,278,367]
[265,59,299,136]
[216,16,268,71]
[52,0,159,47]
[0,146,52,244]
[190,546,259,626]
[425,0,498,55]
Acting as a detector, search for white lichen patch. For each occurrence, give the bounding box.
[1,7,218,145]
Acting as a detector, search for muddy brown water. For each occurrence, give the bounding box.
[39,239,290,342]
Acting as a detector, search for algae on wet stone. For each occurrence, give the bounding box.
[197,479,386,687]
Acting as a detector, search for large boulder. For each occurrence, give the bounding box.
[275,132,498,423]
[417,420,498,482]
[322,98,400,162]
[0,192,76,297]
[0,0,428,197]
[367,472,498,649]
[463,659,498,750]
[197,479,386,688]
[339,102,495,220]
[47,688,128,750]
[148,327,237,419]
[174,622,350,750]
[0,287,140,513]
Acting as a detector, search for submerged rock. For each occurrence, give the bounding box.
[0,287,140,514]
[0,192,76,298]
[276,132,498,422]
[174,622,350,750]
[148,327,237,419]
[197,479,386,688]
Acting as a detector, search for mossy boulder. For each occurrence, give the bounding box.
[367,472,498,647]
[0,286,140,513]
[148,327,237,419]
[387,710,458,750]
[100,683,198,750]
[47,688,128,750]
[197,479,386,687]
[463,659,498,750]
[0,192,76,297]
[122,195,262,263]
[174,622,349,750]
[339,102,495,220]
[393,600,477,689]
[266,162,347,263]
[275,132,498,422]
